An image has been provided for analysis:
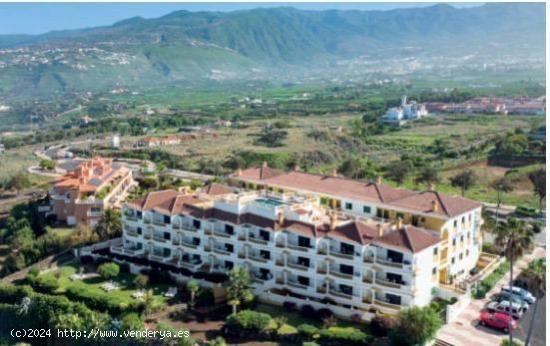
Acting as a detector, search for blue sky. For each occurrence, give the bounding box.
[0,2,483,35]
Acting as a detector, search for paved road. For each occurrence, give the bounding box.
[515,295,546,346]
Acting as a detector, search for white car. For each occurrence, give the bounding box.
[502,285,536,304]
[486,301,524,319]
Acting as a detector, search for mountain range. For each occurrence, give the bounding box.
[0,3,545,99]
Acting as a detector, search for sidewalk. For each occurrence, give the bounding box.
[436,246,545,346]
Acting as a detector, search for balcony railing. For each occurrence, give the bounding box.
[214,229,233,238]
[126,230,140,237]
[213,247,232,255]
[376,278,404,289]
[364,255,375,263]
[374,298,402,310]
[287,243,311,252]
[363,275,374,284]
[181,240,199,249]
[329,288,353,299]
[143,233,152,239]
[248,253,269,263]
[172,239,180,246]
[149,254,168,262]
[329,248,355,260]
[249,235,269,245]
[287,262,310,272]
[287,280,309,290]
[362,296,373,304]
[377,258,410,269]
[152,219,167,227]
[153,235,167,243]
[329,269,354,280]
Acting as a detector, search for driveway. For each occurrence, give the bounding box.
[437,246,546,346]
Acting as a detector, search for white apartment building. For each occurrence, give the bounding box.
[382,95,429,124]
[112,185,453,320]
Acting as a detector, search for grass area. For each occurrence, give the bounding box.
[255,303,355,329]
[45,226,75,239]
[38,263,169,311]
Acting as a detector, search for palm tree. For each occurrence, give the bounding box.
[226,267,253,315]
[528,168,545,214]
[494,218,534,345]
[523,259,545,346]
[490,177,514,235]
[186,280,201,310]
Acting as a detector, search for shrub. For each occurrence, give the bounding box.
[97,262,120,280]
[29,275,59,294]
[121,313,145,331]
[225,310,272,332]
[390,306,441,346]
[196,288,215,307]
[65,283,139,315]
[27,267,39,278]
[318,326,371,345]
[302,343,320,346]
[283,301,297,312]
[369,315,398,337]
[0,284,34,304]
[300,304,316,318]
[133,274,149,289]
[297,324,319,340]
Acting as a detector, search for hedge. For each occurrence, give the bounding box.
[473,261,510,298]
[65,283,140,315]
[226,310,272,332]
[318,326,371,345]
[0,284,34,304]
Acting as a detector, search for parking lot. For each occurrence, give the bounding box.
[437,246,545,346]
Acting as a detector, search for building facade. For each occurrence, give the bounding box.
[229,164,484,287]
[50,157,135,227]
[382,96,429,124]
[112,181,479,320]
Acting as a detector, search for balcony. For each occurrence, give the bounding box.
[317,267,327,275]
[375,278,404,289]
[364,255,375,263]
[143,217,152,224]
[143,233,152,240]
[149,254,169,262]
[329,248,355,260]
[153,235,167,243]
[180,258,202,270]
[363,275,374,284]
[124,214,140,222]
[152,219,167,227]
[329,269,354,280]
[287,261,310,272]
[238,233,247,241]
[287,243,311,252]
[181,224,197,232]
[316,285,327,294]
[287,280,309,290]
[125,229,140,237]
[362,296,373,304]
[329,288,353,299]
[214,229,233,238]
[213,247,232,256]
[275,259,284,267]
[376,258,410,269]
[374,298,402,311]
[249,234,269,245]
[248,253,269,263]
[317,247,328,255]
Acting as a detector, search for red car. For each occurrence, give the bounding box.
[479,310,518,333]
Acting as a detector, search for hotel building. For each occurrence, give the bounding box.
[50,157,135,227]
[112,175,483,320]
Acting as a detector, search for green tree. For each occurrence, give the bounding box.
[141,289,155,319]
[186,280,201,310]
[528,168,545,213]
[95,209,122,240]
[494,218,534,345]
[226,267,253,315]
[97,262,120,280]
[121,313,145,331]
[133,274,149,289]
[6,173,32,195]
[415,166,439,186]
[389,306,441,346]
[338,157,378,180]
[385,160,413,184]
[449,170,476,196]
[523,259,545,346]
[490,177,515,235]
[39,159,55,171]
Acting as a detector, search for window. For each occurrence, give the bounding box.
[163,248,171,257]
[225,244,234,253]
[459,253,463,260]
[137,227,142,235]
[298,236,311,248]
[340,284,353,295]
[466,250,469,256]
[460,235,464,242]
[260,250,271,260]
[137,211,142,218]
[163,232,171,240]
[387,249,404,263]
[433,247,438,255]
[376,209,383,218]
[451,257,455,264]
[385,293,401,305]
[462,217,465,224]
[432,267,437,275]
[345,202,353,210]
[396,212,404,219]
[225,261,234,270]
[259,229,270,241]
[164,215,171,224]
[363,206,371,214]
[298,276,310,286]
[225,224,234,235]
[383,210,390,219]
[193,219,201,229]
[192,237,200,245]
[452,238,457,246]
[340,243,354,255]
[340,264,354,275]
[468,214,472,221]
[453,220,458,227]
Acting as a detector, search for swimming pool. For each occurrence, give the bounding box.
[254,198,284,207]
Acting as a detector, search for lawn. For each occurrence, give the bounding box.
[38,263,170,312]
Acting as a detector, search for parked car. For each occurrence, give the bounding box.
[491,292,529,311]
[486,301,524,319]
[501,285,536,304]
[479,310,518,333]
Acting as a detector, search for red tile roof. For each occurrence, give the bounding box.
[232,166,481,218]
[376,225,440,253]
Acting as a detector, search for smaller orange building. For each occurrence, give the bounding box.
[49,157,136,227]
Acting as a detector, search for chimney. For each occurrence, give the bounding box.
[396,217,403,229]
[262,161,268,168]
[375,175,382,185]
[278,211,285,225]
[431,200,439,212]
[329,212,338,231]
[331,168,338,177]
[236,168,242,176]
[377,224,384,237]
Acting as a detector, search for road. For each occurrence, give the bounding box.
[516,295,546,346]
